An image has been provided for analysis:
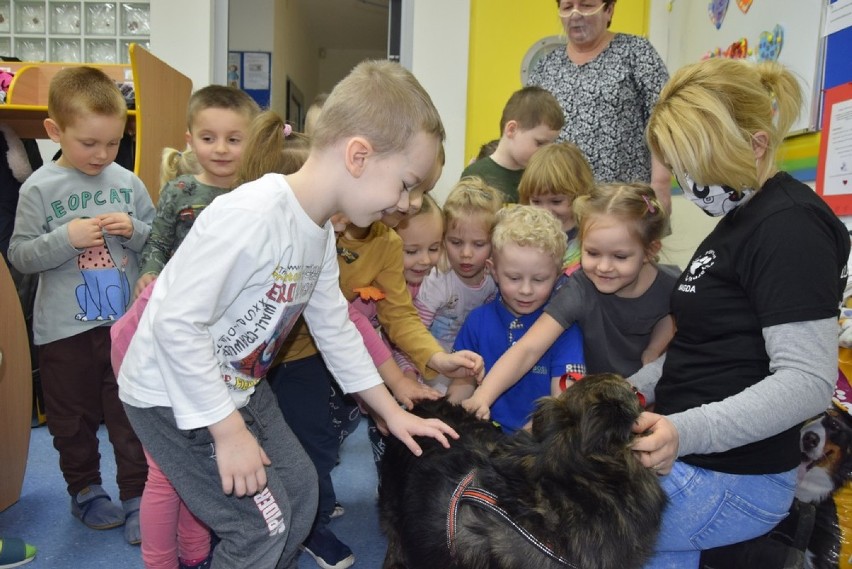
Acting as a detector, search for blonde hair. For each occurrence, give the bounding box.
[159,148,200,189]
[238,111,311,184]
[48,66,126,129]
[437,177,503,272]
[574,183,669,259]
[646,58,802,192]
[396,193,443,234]
[186,84,260,132]
[304,92,328,137]
[491,205,567,268]
[518,142,595,204]
[500,86,564,133]
[311,60,445,156]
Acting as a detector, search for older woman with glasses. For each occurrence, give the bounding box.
[528,0,672,213]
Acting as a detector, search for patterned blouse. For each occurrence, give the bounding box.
[528,33,669,185]
[138,174,228,276]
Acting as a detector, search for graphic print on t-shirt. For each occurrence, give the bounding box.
[217,262,322,392]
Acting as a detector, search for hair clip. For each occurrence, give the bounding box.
[283,123,293,137]
[642,194,656,214]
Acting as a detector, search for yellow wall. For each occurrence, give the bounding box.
[465,0,648,162]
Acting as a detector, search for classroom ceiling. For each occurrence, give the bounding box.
[296,0,389,52]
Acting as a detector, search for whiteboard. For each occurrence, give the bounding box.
[663,0,826,134]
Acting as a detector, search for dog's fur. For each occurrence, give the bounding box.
[796,407,852,568]
[378,373,667,569]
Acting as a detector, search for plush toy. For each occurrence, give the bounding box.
[0,123,39,259]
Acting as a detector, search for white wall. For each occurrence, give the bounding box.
[149,0,227,90]
[402,0,470,204]
[318,48,387,95]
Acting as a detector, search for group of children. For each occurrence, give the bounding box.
[7,57,680,569]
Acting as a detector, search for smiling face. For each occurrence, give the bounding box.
[529,192,575,232]
[186,107,252,188]
[580,213,657,298]
[396,208,443,286]
[47,113,126,176]
[443,215,492,286]
[489,242,559,316]
[343,131,440,229]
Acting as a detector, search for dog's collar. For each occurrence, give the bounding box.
[446,469,578,568]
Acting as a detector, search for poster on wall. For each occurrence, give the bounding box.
[227,51,271,109]
[816,82,852,214]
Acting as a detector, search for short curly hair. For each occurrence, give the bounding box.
[491,205,567,268]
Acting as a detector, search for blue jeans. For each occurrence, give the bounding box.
[645,461,797,569]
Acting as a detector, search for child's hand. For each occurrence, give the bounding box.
[208,411,272,496]
[389,375,441,410]
[461,393,491,421]
[384,405,459,456]
[427,350,484,381]
[445,377,475,404]
[67,217,105,249]
[97,212,134,238]
[134,273,157,300]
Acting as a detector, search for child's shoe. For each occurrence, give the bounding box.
[0,538,36,568]
[301,525,354,569]
[122,496,142,545]
[179,555,212,569]
[70,485,125,530]
[330,502,345,519]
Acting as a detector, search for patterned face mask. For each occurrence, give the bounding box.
[675,173,754,217]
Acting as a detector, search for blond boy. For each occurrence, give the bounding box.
[8,66,154,543]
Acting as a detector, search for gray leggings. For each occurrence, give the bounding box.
[124,380,318,569]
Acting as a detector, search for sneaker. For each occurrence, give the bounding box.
[301,526,355,569]
[0,537,36,568]
[330,502,345,519]
[70,485,125,530]
[179,555,212,569]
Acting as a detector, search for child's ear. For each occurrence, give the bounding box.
[485,257,495,275]
[344,136,373,178]
[43,118,62,143]
[504,120,518,139]
[645,239,662,262]
[184,130,192,148]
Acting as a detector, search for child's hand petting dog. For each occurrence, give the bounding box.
[358,383,459,456]
[631,411,679,475]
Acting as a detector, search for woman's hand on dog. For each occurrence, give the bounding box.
[631,411,679,475]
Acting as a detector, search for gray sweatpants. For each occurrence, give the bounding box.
[124,380,318,569]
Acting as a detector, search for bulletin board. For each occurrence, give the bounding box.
[815,0,852,213]
[663,0,825,135]
[227,51,271,109]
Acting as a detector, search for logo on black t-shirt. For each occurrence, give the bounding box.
[683,250,716,283]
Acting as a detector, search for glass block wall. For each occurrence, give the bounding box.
[0,1,149,64]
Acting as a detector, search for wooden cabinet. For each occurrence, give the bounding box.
[0,42,191,202]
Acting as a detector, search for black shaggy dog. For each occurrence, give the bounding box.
[378,373,667,569]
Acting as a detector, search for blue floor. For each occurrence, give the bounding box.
[0,419,387,568]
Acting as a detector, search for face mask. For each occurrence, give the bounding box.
[676,173,753,217]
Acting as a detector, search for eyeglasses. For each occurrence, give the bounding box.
[558,3,607,18]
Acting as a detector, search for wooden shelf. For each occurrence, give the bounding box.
[0,44,191,202]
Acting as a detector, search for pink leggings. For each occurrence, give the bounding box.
[141,449,210,569]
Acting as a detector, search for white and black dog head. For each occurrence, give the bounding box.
[796,407,852,504]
